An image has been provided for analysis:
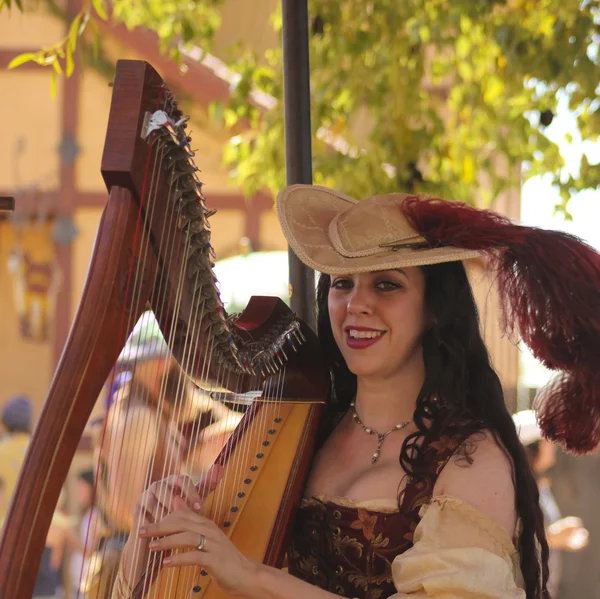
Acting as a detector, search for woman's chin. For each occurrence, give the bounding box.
[346,361,382,378]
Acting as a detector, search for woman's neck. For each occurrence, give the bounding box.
[353,366,424,431]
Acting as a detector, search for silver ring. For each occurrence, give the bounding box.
[196,534,207,552]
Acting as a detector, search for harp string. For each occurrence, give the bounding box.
[136,122,202,595]
[80,86,170,594]
[98,136,166,597]
[84,86,293,597]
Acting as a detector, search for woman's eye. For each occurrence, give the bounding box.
[331,278,352,290]
[376,280,401,291]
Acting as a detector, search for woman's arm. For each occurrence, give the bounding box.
[243,563,342,599]
[432,430,517,535]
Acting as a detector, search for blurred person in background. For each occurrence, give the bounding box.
[0,395,32,528]
[90,311,239,598]
[69,469,103,599]
[33,487,81,599]
[514,409,589,596]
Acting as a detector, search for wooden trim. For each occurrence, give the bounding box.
[0,189,61,218]
[53,0,81,367]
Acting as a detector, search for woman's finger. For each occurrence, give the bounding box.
[139,509,214,539]
[174,474,205,511]
[196,464,224,498]
[162,550,213,569]
[149,531,208,552]
[150,476,188,514]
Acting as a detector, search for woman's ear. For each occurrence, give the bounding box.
[426,312,438,330]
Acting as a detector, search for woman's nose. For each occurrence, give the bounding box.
[346,286,373,315]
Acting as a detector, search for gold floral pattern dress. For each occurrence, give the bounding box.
[287,434,474,599]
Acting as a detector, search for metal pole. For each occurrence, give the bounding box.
[281,0,316,330]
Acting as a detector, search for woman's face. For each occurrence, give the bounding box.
[328,268,428,380]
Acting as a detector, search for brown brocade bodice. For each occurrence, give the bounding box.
[287,434,467,599]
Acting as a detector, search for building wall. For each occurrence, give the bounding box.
[0,221,53,416]
[0,6,65,415]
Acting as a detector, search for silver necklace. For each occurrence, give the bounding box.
[350,401,412,464]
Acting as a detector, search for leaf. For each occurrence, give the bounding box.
[456,36,470,59]
[67,13,82,53]
[52,56,63,75]
[224,108,239,129]
[50,69,57,98]
[462,156,475,184]
[483,76,504,104]
[92,0,108,21]
[8,52,37,69]
[88,19,100,61]
[14,0,23,8]
[208,100,224,125]
[419,25,430,43]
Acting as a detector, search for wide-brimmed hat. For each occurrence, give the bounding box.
[277,185,481,275]
[277,184,600,455]
[118,311,169,364]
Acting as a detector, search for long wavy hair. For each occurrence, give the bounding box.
[316,261,550,599]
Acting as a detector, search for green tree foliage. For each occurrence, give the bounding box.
[3,0,599,209]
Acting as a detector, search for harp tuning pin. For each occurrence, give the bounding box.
[205,243,217,260]
[286,334,298,353]
[292,323,306,343]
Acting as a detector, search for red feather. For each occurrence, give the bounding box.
[534,370,600,455]
[403,196,600,453]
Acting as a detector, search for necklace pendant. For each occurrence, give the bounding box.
[371,450,380,464]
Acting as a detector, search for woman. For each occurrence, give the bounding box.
[112,186,600,598]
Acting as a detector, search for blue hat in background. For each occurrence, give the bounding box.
[2,395,32,433]
[117,311,170,364]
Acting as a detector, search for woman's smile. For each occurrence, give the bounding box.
[345,326,386,349]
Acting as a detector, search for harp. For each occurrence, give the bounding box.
[0,60,327,598]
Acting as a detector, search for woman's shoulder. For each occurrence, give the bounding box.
[432,429,517,536]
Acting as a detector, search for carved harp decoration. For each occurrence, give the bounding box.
[0,60,328,598]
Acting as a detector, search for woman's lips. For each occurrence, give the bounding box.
[345,330,385,350]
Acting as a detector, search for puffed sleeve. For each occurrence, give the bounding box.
[390,495,525,598]
[111,563,132,599]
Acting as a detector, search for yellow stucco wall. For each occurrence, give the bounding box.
[71,207,103,319]
[0,5,66,413]
[0,70,62,191]
[259,208,287,252]
[214,0,279,59]
[0,1,64,49]
[0,221,53,417]
[209,209,246,259]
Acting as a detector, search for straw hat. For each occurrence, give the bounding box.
[276,184,600,455]
[277,185,480,275]
[118,311,169,364]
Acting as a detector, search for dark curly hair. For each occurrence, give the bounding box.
[316,261,550,599]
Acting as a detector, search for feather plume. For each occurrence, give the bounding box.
[403,196,600,453]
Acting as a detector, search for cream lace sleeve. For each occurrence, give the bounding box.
[390,495,525,598]
[111,562,132,599]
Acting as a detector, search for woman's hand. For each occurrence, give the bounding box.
[120,465,223,591]
[139,498,259,596]
[547,516,589,552]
